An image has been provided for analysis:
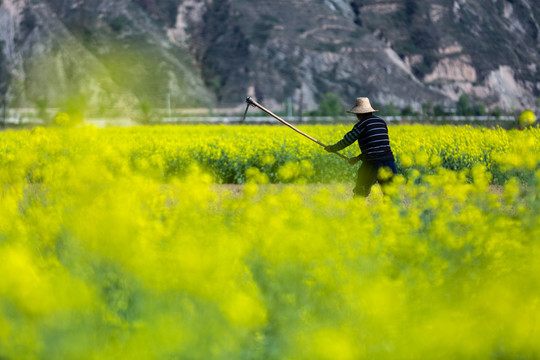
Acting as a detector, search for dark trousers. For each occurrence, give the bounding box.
[353,160,397,197]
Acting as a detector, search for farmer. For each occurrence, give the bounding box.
[325,97,397,197]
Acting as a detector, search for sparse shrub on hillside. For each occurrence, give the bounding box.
[109,15,130,33]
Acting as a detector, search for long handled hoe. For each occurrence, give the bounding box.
[242,96,350,161]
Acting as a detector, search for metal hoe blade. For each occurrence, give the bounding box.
[241,102,251,123]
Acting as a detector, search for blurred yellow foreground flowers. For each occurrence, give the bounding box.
[0,124,539,359]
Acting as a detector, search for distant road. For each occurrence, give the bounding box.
[159,115,517,124]
[1,115,517,127]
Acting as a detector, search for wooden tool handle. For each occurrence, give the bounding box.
[246,97,350,161]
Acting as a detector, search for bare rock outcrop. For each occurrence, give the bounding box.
[0,0,539,111]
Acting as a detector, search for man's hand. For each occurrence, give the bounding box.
[348,156,361,165]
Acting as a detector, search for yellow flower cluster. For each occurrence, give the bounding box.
[0,124,539,359]
[519,110,536,127]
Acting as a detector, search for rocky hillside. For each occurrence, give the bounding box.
[0,0,214,114]
[0,0,539,113]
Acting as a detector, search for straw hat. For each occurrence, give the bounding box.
[346,97,378,114]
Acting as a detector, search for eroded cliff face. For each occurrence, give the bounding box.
[0,0,539,111]
[169,0,445,110]
[349,0,540,110]
[0,0,214,111]
[166,0,540,110]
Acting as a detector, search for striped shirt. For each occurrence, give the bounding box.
[330,115,394,162]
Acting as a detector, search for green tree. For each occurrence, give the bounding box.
[34,97,50,125]
[491,106,503,118]
[471,102,486,116]
[317,92,342,117]
[433,105,446,116]
[456,94,470,116]
[0,40,10,128]
[422,101,433,117]
[401,105,417,116]
[137,98,154,124]
[381,103,399,116]
[62,94,87,124]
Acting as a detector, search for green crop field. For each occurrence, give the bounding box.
[1,124,539,359]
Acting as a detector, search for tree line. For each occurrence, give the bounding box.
[311,92,514,118]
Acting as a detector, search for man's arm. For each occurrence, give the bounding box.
[324,125,362,152]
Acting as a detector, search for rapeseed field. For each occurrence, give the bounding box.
[0,124,539,359]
